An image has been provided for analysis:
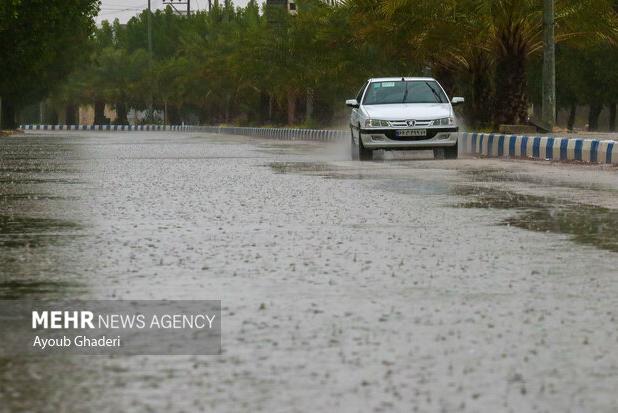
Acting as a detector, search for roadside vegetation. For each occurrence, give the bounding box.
[3,0,618,129]
[0,0,100,129]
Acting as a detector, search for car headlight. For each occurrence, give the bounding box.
[431,117,454,126]
[364,119,390,128]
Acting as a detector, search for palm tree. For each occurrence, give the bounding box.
[345,0,618,127]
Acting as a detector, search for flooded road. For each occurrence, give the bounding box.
[1,131,618,412]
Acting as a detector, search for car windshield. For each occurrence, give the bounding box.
[362,81,448,105]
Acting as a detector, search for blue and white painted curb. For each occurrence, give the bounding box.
[20,124,191,131]
[460,132,617,165]
[18,126,618,165]
[19,124,348,142]
[198,126,347,141]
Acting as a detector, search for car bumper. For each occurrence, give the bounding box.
[360,127,459,149]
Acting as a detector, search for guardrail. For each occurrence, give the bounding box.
[18,125,618,164]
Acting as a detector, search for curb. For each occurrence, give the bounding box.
[460,132,617,165]
[198,126,348,142]
[18,126,618,165]
[18,124,348,142]
[19,124,190,131]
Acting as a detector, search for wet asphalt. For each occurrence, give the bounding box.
[1,131,617,412]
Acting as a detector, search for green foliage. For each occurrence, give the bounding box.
[346,0,618,127]
[0,0,100,127]
[49,0,618,128]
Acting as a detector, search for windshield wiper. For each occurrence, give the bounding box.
[402,82,409,103]
[426,82,444,103]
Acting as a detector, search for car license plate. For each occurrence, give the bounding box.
[397,129,426,137]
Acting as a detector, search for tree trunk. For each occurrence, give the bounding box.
[567,104,576,131]
[224,94,231,123]
[65,104,78,125]
[494,47,528,127]
[609,103,616,132]
[257,92,269,124]
[198,107,207,125]
[465,53,493,128]
[167,104,181,125]
[115,102,128,125]
[305,88,314,125]
[39,101,45,124]
[588,103,602,131]
[268,94,273,123]
[94,100,106,125]
[0,99,16,129]
[287,90,296,125]
[49,109,58,125]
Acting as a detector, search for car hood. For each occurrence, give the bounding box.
[362,103,452,120]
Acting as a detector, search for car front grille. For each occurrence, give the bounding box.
[389,120,433,128]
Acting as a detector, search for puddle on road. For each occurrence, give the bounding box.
[0,193,69,201]
[463,168,615,193]
[378,179,451,195]
[0,177,82,185]
[0,280,77,299]
[268,161,397,181]
[453,186,553,209]
[454,186,618,252]
[257,142,322,156]
[269,161,341,174]
[509,205,618,252]
[0,166,78,174]
[258,148,316,156]
[0,215,81,248]
[269,161,618,251]
[268,162,453,195]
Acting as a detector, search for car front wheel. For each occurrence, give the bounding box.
[350,127,359,160]
[445,143,458,159]
[356,128,373,161]
[433,144,458,160]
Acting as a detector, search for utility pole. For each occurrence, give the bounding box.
[162,0,191,17]
[148,0,154,119]
[148,0,153,57]
[542,0,556,130]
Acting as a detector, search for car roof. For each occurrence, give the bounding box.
[369,77,436,82]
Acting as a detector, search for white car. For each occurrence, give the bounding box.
[346,77,464,161]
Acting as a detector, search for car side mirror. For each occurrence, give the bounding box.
[451,97,465,105]
[346,99,359,108]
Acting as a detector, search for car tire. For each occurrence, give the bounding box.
[358,128,373,161]
[350,127,359,160]
[445,144,458,159]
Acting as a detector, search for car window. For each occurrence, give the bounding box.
[363,81,448,105]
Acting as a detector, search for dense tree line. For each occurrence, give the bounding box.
[4,0,618,129]
[0,0,100,128]
[50,0,366,127]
